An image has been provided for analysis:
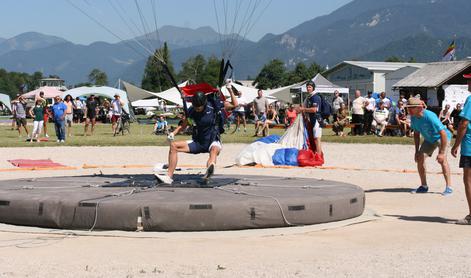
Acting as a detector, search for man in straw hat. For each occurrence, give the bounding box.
[407,97,453,195]
[450,73,471,224]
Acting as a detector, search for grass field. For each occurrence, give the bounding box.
[0,120,415,147]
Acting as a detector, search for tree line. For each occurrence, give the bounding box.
[0,42,326,99]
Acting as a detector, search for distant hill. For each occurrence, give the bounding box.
[0,32,68,56]
[2,0,471,85]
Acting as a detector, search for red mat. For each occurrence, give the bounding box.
[8,159,66,168]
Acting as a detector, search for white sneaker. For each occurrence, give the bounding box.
[60,140,65,143]
[45,134,49,138]
[56,139,60,142]
[154,173,173,185]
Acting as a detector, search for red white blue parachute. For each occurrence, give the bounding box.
[236,115,324,167]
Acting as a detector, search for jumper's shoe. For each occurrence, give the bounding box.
[411,185,428,194]
[441,186,453,196]
[154,173,173,185]
[456,215,471,225]
[203,163,215,180]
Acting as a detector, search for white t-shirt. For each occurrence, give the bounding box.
[111,99,122,115]
[235,95,247,112]
[352,97,366,115]
[366,97,376,111]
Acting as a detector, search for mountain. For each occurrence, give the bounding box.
[2,0,471,85]
[0,32,68,56]
[0,38,5,44]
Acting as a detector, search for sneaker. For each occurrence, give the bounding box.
[56,139,60,142]
[456,215,471,225]
[60,140,65,143]
[154,173,173,185]
[45,134,49,138]
[411,185,428,194]
[442,186,453,196]
[203,163,215,179]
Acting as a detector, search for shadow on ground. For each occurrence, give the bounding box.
[385,214,455,224]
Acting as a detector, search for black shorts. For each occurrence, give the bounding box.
[87,112,96,119]
[16,118,27,127]
[459,155,471,168]
[235,111,245,117]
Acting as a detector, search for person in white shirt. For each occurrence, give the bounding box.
[111,94,124,134]
[364,91,376,135]
[233,90,247,133]
[372,101,389,137]
[351,90,368,135]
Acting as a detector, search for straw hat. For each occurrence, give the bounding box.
[405,97,424,107]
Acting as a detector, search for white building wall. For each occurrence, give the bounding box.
[373,71,387,93]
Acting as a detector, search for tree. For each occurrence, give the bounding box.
[385,56,403,62]
[142,42,176,92]
[200,56,221,87]
[178,54,206,83]
[88,68,108,86]
[252,59,286,89]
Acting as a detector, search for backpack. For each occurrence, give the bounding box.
[319,94,332,118]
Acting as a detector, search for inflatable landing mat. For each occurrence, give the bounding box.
[0,174,365,231]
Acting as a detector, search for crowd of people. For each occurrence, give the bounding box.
[9,92,126,142]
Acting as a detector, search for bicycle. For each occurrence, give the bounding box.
[113,112,131,136]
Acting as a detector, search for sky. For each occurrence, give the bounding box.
[0,0,352,44]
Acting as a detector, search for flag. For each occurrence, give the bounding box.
[442,40,456,61]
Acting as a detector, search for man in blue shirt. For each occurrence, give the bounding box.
[451,73,471,225]
[408,97,452,195]
[52,96,67,142]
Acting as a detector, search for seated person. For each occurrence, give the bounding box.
[372,101,389,137]
[154,115,168,134]
[439,104,453,132]
[333,103,349,136]
[396,101,411,137]
[285,104,297,127]
[261,104,277,136]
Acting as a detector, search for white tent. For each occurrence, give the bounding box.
[266,82,305,103]
[297,73,349,94]
[62,86,130,113]
[0,93,12,112]
[121,80,156,102]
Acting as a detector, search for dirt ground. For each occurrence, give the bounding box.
[0,143,470,278]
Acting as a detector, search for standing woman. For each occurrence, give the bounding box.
[64,94,75,137]
[29,99,44,142]
[332,90,344,122]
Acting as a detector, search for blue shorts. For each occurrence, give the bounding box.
[187,140,222,154]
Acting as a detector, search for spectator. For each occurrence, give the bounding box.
[52,96,67,143]
[351,90,368,136]
[84,95,99,136]
[252,89,269,136]
[333,103,348,136]
[407,97,452,196]
[10,95,18,131]
[29,99,44,142]
[332,90,344,122]
[261,104,277,136]
[364,91,376,135]
[377,92,391,109]
[111,94,124,134]
[37,91,50,138]
[285,104,297,127]
[451,103,463,133]
[64,94,75,137]
[439,104,453,132]
[372,101,389,137]
[233,90,247,133]
[13,96,29,137]
[396,101,411,137]
[74,97,85,123]
[154,115,168,134]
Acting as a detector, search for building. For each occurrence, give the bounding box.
[393,60,471,108]
[385,66,424,101]
[323,61,425,96]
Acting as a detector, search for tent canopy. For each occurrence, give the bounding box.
[121,80,158,102]
[297,74,349,94]
[22,86,63,99]
[62,86,130,113]
[0,93,12,112]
